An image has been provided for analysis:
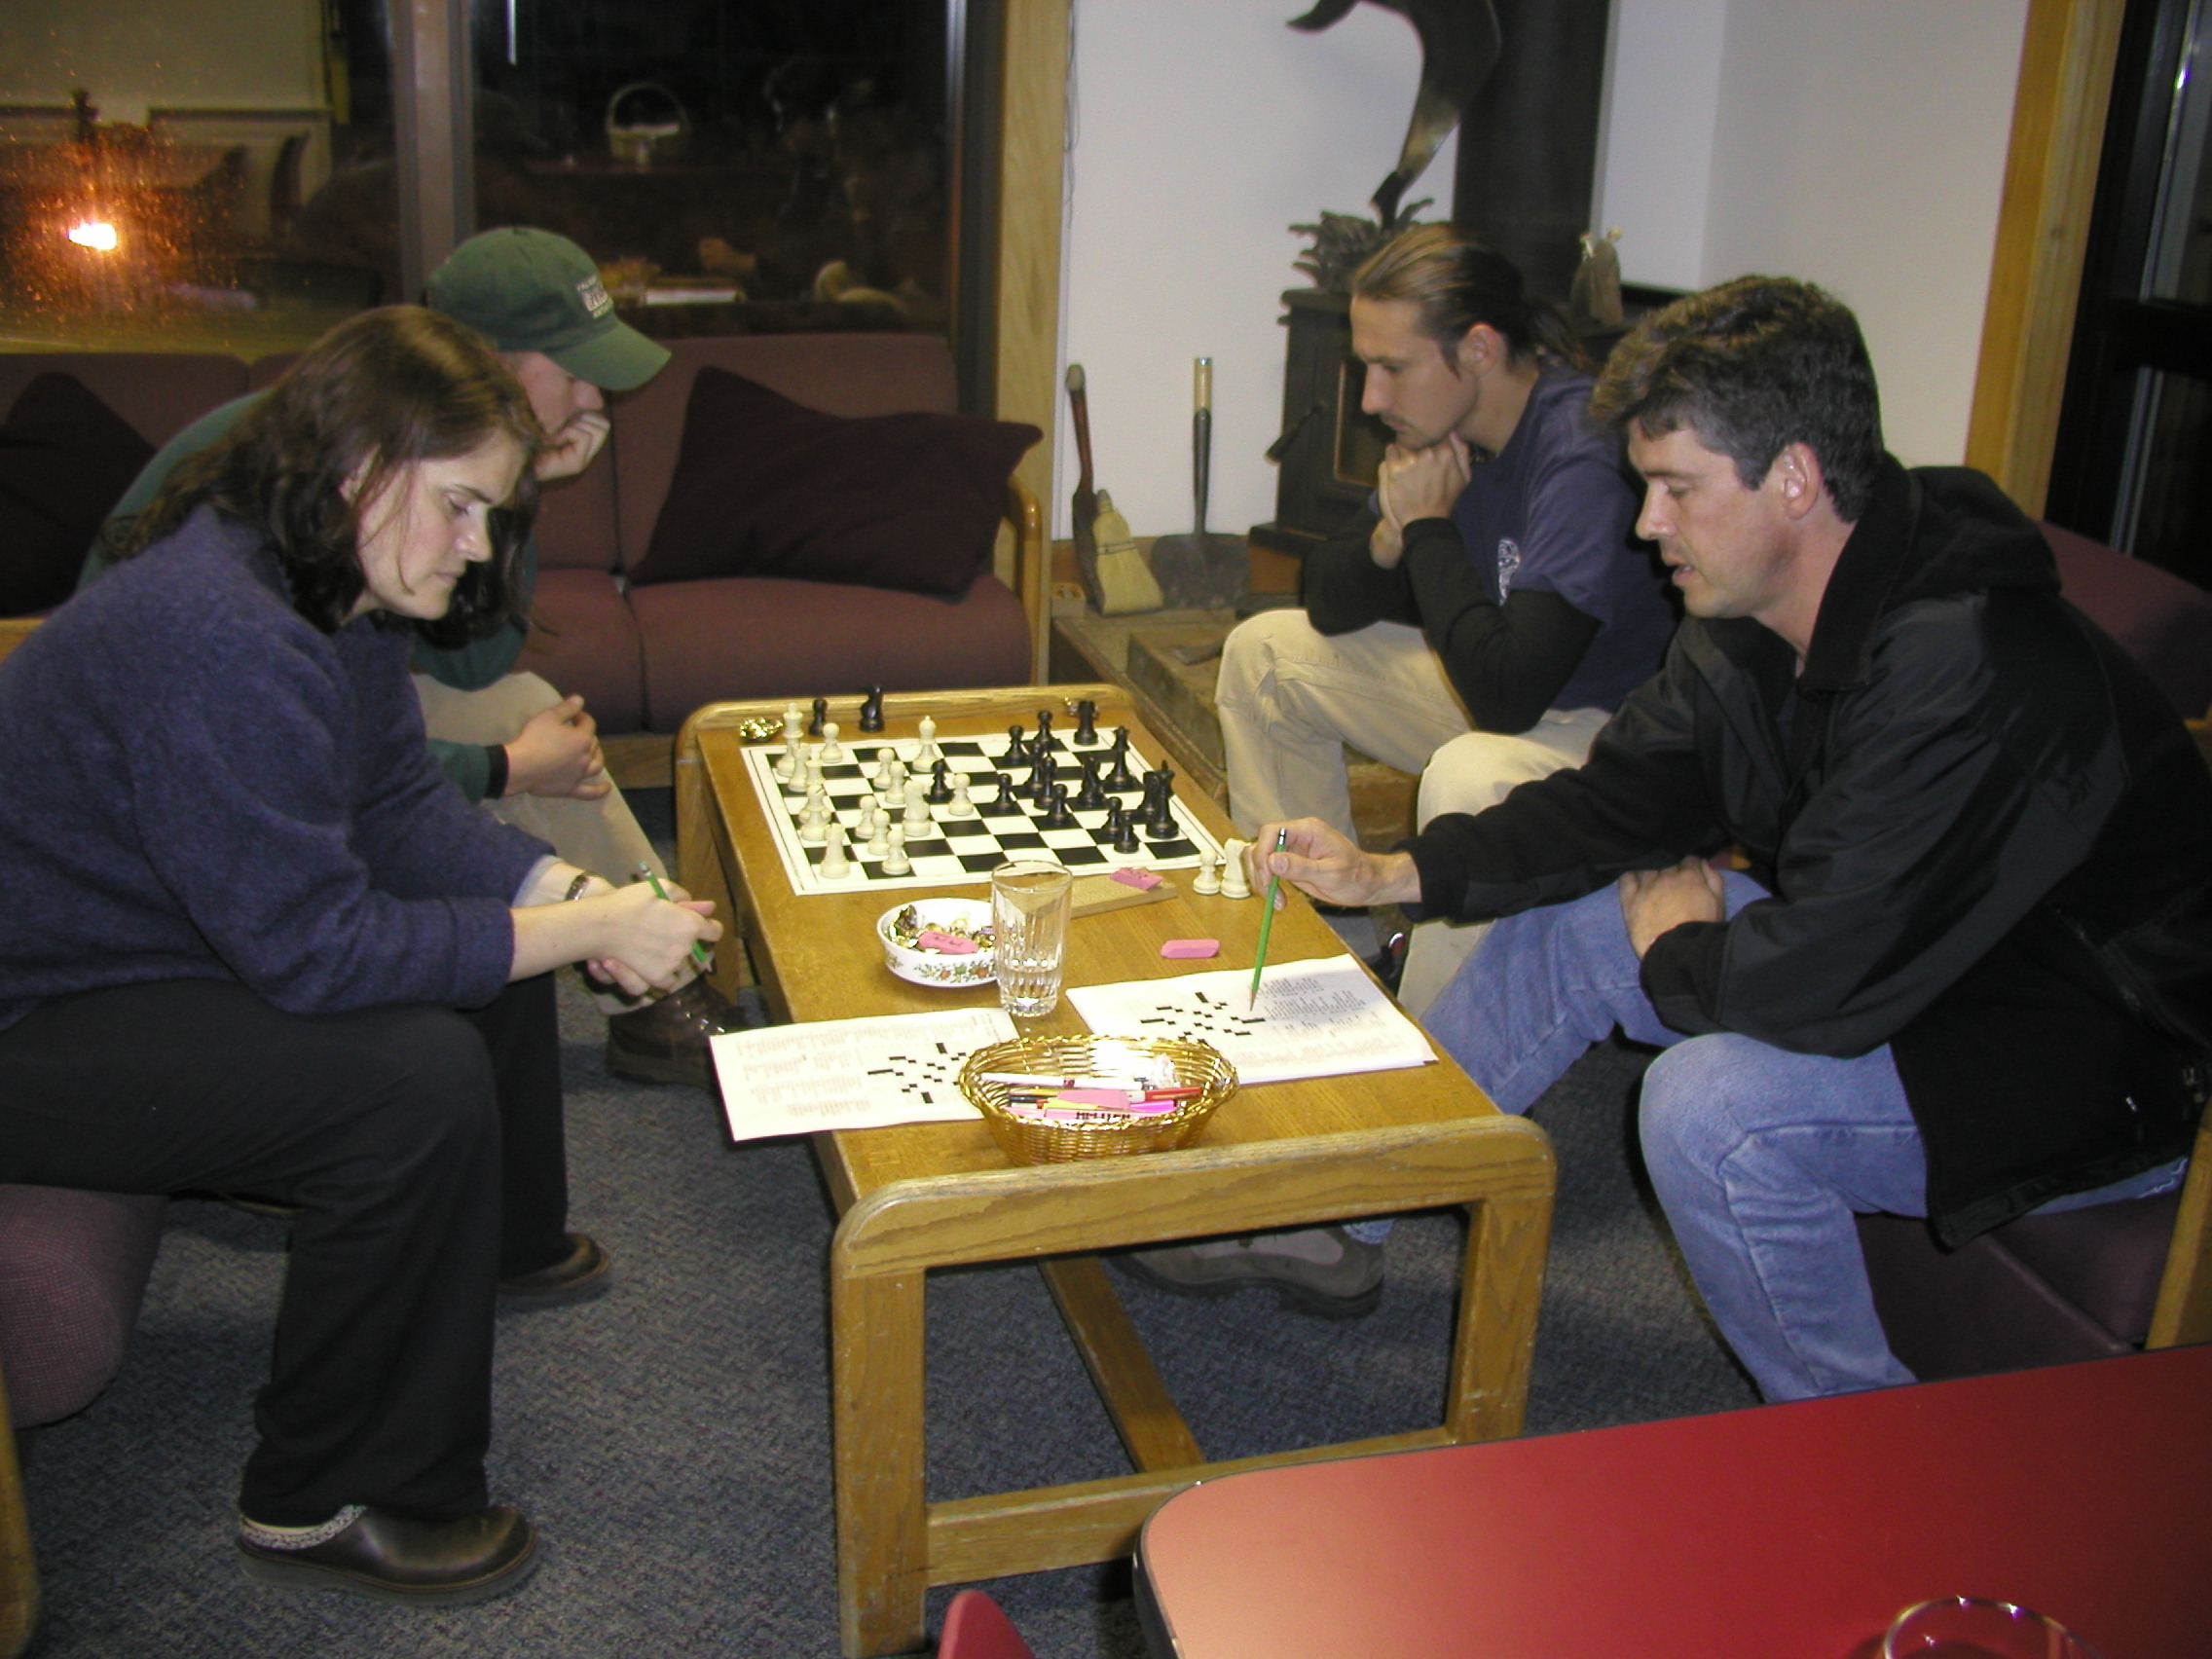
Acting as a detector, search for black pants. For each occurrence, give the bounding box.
[0,974,570,1524]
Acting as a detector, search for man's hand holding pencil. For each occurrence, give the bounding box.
[1243,819,1422,911]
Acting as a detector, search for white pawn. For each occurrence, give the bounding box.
[854,793,878,838]
[915,716,940,764]
[821,720,846,763]
[944,778,975,818]
[799,790,830,844]
[882,826,911,876]
[1192,852,1222,896]
[1219,840,1252,900]
[819,822,853,879]
[865,815,891,859]
[879,756,905,797]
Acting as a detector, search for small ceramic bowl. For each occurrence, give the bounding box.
[877,898,997,988]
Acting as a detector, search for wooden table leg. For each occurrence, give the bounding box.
[1038,1257,1203,1471]
[0,1364,39,1659]
[832,1267,930,1658]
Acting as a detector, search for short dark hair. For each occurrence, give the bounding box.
[1351,223,1588,371]
[123,306,543,645]
[1590,276,1884,520]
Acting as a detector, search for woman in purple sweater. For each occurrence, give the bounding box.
[0,308,718,1606]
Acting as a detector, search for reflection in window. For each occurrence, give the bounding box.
[461,0,952,340]
[0,0,391,354]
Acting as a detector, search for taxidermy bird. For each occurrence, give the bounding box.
[1288,0,1503,224]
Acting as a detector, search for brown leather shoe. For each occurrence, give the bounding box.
[605,976,745,1090]
[498,1232,610,1305]
[237,1504,538,1604]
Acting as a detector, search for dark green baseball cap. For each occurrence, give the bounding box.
[427,227,670,391]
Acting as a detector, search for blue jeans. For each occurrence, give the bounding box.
[1422,876,2185,1401]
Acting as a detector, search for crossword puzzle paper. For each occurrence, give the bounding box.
[740,729,1226,897]
[1064,954,1435,1086]
[709,1006,1016,1141]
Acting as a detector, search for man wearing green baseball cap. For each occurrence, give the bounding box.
[83,229,743,1138]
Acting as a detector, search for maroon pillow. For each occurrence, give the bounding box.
[634,366,1039,595]
[0,374,155,616]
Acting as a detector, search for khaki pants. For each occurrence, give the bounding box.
[412,671,664,883]
[1215,608,1605,1016]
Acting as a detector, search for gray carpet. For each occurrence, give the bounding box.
[17,789,1757,1657]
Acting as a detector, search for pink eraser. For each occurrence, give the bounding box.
[1052,1088,1136,1108]
[913,929,979,955]
[1161,938,1220,959]
[1112,867,1164,890]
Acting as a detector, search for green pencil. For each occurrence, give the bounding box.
[1248,827,1288,1012]
[636,863,714,973]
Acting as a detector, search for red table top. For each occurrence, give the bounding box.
[1139,1346,2212,1659]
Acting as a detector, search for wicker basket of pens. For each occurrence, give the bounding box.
[958,1035,1237,1165]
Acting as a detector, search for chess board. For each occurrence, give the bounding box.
[741,727,1228,897]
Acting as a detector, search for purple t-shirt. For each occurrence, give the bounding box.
[1448,370,1675,714]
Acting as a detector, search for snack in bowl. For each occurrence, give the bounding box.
[877,898,997,987]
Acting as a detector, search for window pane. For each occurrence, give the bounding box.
[2144,0,2212,303]
[0,0,392,354]
[2114,367,2212,588]
[468,0,952,341]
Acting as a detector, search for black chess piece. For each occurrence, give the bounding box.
[808,696,829,738]
[1042,785,1075,829]
[857,685,886,733]
[1106,800,1140,855]
[925,759,953,805]
[1074,699,1098,746]
[1142,771,1178,836]
[1027,752,1056,805]
[1005,723,1028,763]
[1104,728,1138,792]
[1036,709,1054,753]
[1072,755,1107,812]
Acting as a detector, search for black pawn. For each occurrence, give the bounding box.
[1042,785,1076,829]
[1074,699,1098,746]
[1036,709,1054,753]
[857,685,886,733]
[808,696,829,738]
[925,758,953,805]
[1104,728,1138,792]
[1005,723,1027,763]
[1106,800,1140,855]
[1027,752,1056,805]
[1073,755,1108,812]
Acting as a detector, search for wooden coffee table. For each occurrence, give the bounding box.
[674,685,1555,1658]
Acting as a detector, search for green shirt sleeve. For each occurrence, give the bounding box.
[80,394,263,590]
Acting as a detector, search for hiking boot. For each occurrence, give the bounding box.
[605,977,744,1090]
[1114,1225,1384,1318]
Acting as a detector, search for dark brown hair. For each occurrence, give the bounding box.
[1350,223,1587,371]
[1590,276,1884,520]
[122,305,544,645]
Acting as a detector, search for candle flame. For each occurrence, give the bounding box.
[68,220,119,252]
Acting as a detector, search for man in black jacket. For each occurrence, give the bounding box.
[1253,276,2212,1397]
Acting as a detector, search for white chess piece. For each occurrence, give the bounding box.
[870,747,896,784]
[915,716,939,764]
[774,703,804,781]
[820,720,845,763]
[1219,839,1251,900]
[903,794,933,831]
[1192,852,1222,896]
[882,826,911,876]
[854,793,878,838]
[819,822,852,878]
[879,756,905,798]
[865,817,891,859]
[799,794,828,844]
[944,779,975,818]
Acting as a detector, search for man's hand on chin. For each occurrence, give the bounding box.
[1617,857,1727,959]
[535,409,611,482]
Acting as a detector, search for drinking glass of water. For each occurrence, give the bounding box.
[991,861,1074,1018]
[1884,1598,2102,1659]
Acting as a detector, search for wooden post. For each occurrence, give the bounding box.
[0,1365,40,1659]
[1964,0,2129,514]
[995,0,1070,529]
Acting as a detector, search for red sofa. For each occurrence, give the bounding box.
[0,332,1049,781]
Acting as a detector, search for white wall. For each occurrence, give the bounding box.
[1598,0,2029,467]
[1056,0,1453,539]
